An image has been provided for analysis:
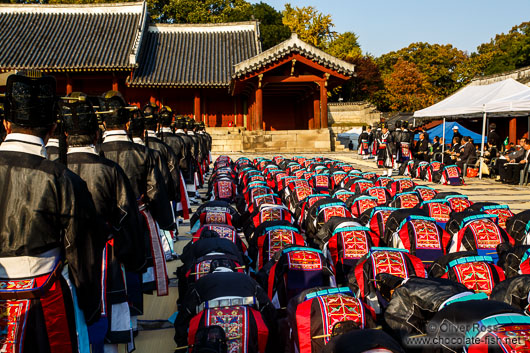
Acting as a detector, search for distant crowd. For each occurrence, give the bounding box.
[349,121,530,184]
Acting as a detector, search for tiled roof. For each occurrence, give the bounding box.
[128,22,261,88]
[0,2,147,71]
[233,33,355,78]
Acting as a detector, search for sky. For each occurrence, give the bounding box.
[264,0,530,57]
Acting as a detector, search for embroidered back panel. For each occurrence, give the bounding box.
[287,251,323,271]
[335,193,353,203]
[431,162,443,172]
[206,306,249,353]
[410,220,441,249]
[333,173,347,185]
[368,188,388,205]
[204,212,227,225]
[398,194,420,208]
[294,169,305,180]
[484,209,514,229]
[308,196,326,208]
[303,172,314,181]
[487,324,530,352]
[355,182,374,194]
[249,187,269,201]
[317,295,364,344]
[363,173,377,180]
[342,166,354,172]
[217,181,233,199]
[322,206,348,222]
[259,209,283,223]
[275,173,288,185]
[400,142,411,158]
[370,251,409,279]
[452,262,494,295]
[446,166,460,178]
[356,199,378,215]
[398,179,415,192]
[417,188,437,201]
[195,260,212,280]
[267,229,296,261]
[314,175,330,189]
[255,195,276,207]
[448,198,471,212]
[469,220,502,249]
[294,187,312,203]
[0,279,33,353]
[207,225,236,242]
[427,203,451,223]
[376,178,393,188]
[339,230,370,259]
[248,175,265,183]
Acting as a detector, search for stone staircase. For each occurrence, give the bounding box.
[207,127,335,153]
[207,127,243,152]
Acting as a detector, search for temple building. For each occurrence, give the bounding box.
[0,1,355,136]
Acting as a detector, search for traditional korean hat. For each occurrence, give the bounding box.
[61,92,98,135]
[99,91,128,125]
[4,70,57,127]
[159,106,173,126]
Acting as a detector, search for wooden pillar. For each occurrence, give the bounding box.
[510,117,517,144]
[194,90,201,122]
[320,81,328,129]
[256,85,263,131]
[313,90,321,129]
[236,96,244,127]
[112,74,119,91]
[66,74,73,95]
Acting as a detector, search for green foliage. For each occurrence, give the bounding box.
[282,3,336,49]
[474,22,530,75]
[329,55,383,103]
[161,0,251,23]
[246,2,291,50]
[327,32,361,60]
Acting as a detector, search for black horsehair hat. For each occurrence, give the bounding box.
[99,91,129,126]
[4,70,57,127]
[61,92,98,135]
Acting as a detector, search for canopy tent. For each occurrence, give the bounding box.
[338,127,363,150]
[414,78,530,119]
[413,78,530,178]
[485,89,530,114]
[414,121,486,144]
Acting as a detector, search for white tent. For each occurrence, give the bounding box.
[485,89,530,114]
[413,78,530,178]
[414,78,530,118]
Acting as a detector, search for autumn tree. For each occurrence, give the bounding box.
[329,55,383,103]
[282,3,336,49]
[377,42,470,98]
[376,59,435,112]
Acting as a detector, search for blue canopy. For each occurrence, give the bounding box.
[414,121,486,144]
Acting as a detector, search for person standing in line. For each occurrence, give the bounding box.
[0,71,103,352]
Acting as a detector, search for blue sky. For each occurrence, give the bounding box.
[263,0,530,57]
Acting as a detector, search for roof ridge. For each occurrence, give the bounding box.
[151,21,258,28]
[233,33,355,78]
[0,1,145,13]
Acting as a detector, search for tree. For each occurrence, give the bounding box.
[378,59,435,112]
[326,32,362,60]
[233,2,291,50]
[329,55,383,103]
[281,3,336,49]
[473,22,530,76]
[376,42,470,98]
[161,0,251,24]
